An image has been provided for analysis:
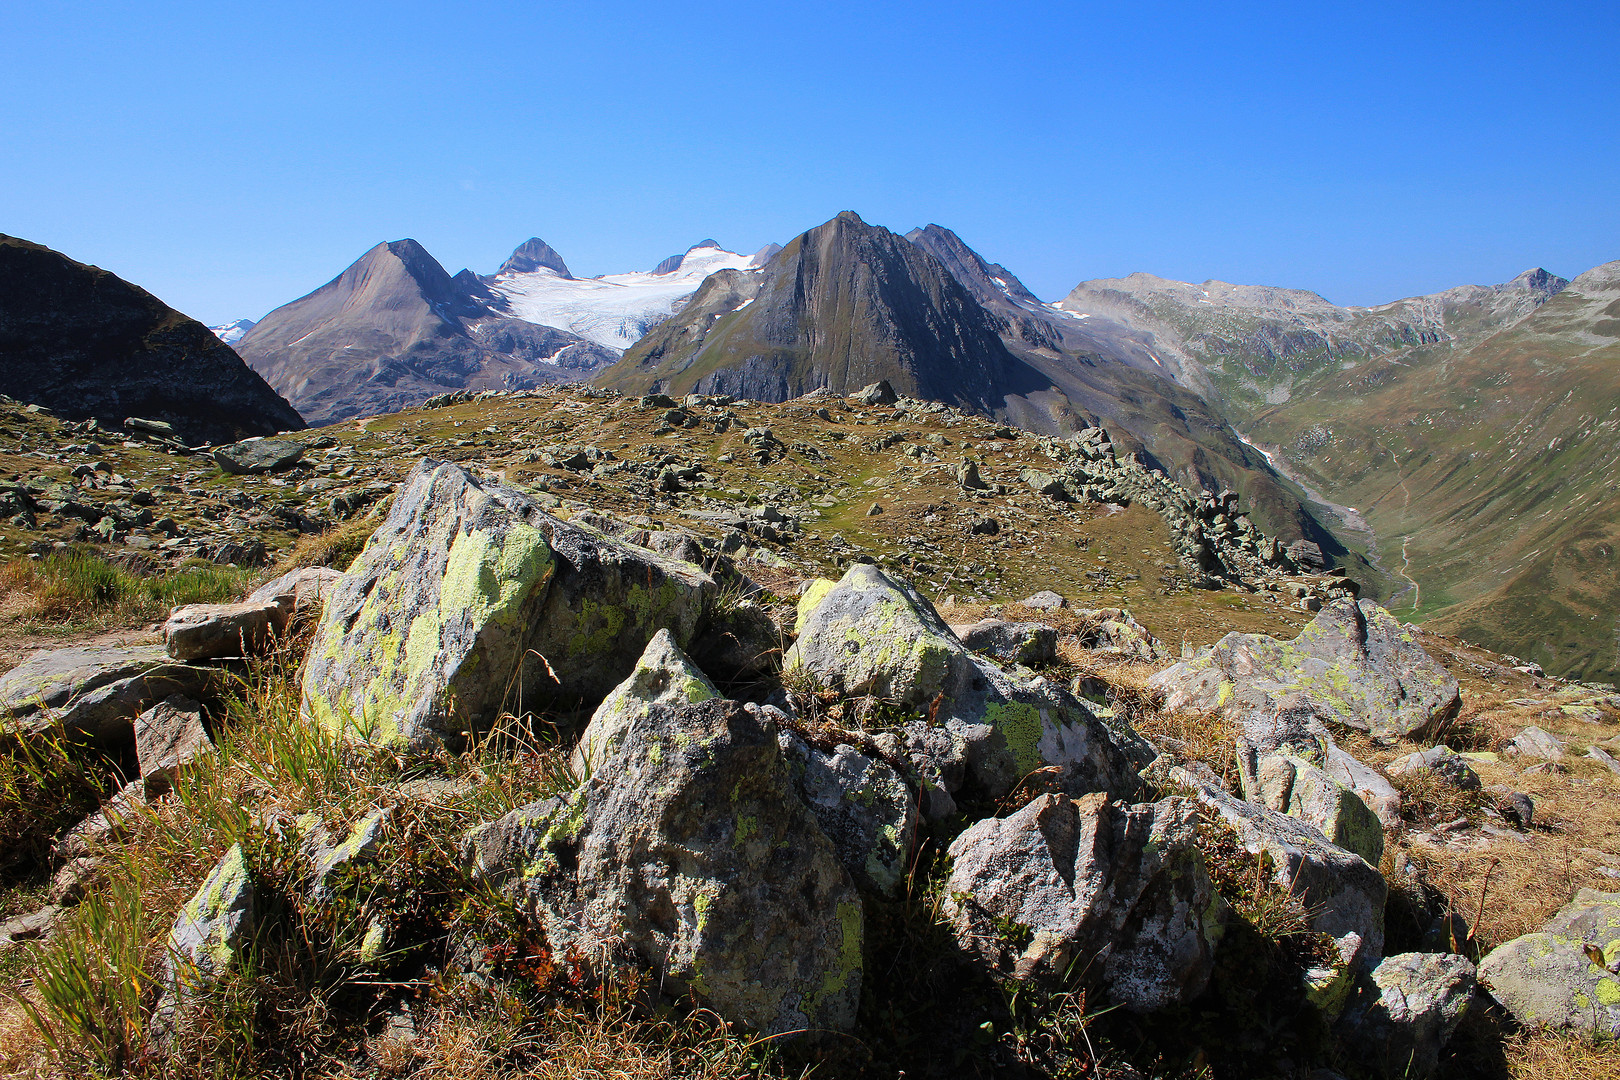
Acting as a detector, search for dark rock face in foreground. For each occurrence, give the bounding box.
[0,234,304,446]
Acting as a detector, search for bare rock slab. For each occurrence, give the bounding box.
[134,694,213,791]
[1,643,219,747]
[164,599,287,660]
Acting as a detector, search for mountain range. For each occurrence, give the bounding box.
[43,211,1613,681]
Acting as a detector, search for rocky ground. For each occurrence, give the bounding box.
[0,385,1618,1079]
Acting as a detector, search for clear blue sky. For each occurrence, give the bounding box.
[4,1,1616,325]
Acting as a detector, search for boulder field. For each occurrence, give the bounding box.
[9,453,1596,1076]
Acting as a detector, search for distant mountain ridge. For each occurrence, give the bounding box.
[0,234,302,445]
[235,239,616,426]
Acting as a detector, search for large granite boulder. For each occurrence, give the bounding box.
[1,644,219,747]
[1168,765,1387,967]
[944,793,1217,1011]
[571,629,719,776]
[779,732,918,899]
[301,460,559,748]
[1149,599,1459,743]
[1243,753,1384,866]
[788,564,1140,806]
[213,437,305,474]
[464,698,861,1035]
[1338,952,1475,1079]
[302,459,716,748]
[1478,889,1620,1037]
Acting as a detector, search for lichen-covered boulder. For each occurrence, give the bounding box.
[944,793,1218,1011]
[150,843,256,1049]
[1072,608,1163,661]
[1245,754,1384,866]
[1478,889,1620,1037]
[464,698,861,1035]
[571,629,718,776]
[526,511,716,712]
[951,619,1057,666]
[1,644,220,747]
[301,460,560,748]
[780,732,918,899]
[1149,599,1459,743]
[786,563,976,707]
[1388,746,1481,791]
[788,564,1141,805]
[1168,765,1387,967]
[164,599,287,660]
[1338,952,1475,1079]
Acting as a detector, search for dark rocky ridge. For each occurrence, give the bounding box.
[235,239,617,426]
[0,234,303,446]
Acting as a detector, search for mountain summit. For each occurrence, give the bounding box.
[599,211,1040,410]
[235,239,614,425]
[497,238,573,279]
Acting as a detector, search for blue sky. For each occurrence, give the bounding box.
[3,1,1616,325]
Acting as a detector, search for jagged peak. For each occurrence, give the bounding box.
[498,238,572,279]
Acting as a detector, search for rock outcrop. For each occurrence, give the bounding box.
[1,644,220,747]
[1479,889,1620,1037]
[1150,599,1459,742]
[944,793,1217,1011]
[465,698,862,1035]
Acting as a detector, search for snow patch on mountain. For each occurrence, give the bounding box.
[488,243,757,350]
[211,318,256,345]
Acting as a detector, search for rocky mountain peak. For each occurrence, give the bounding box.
[497,237,573,279]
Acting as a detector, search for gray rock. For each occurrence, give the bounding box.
[1339,952,1476,1078]
[1324,743,1404,829]
[150,843,256,1050]
[0,644,219,747]
[944,793,1217,1011]
[1389,746,1482,790]
[1149,599,1459,743]
[163,599,287,660]
[134,695,212,791]
[951,619,1057,666]
[213,437,305,474]
[302,807,395,913]
[300,460,560,749]
[779,732,918,899]
[1020,590,1067,611]
[957,460,988,490]
[247,565,344,617]
[301,460,713,748]
[852,379,897,406]
[571,629,719,777]
[1071,608,1163,661]
[1021,469,1069,499]
[1244,753,1384,866]
[1478,889,1620,1036]
[788,565,1140,805]
[464,699,862,1035]
[0,904,64,945]
[1588,745,1620,777]
[53,778,147,860]
[1168,765,1387,966]
[1506,726,1565,760]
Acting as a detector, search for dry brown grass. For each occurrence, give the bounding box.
[275,517,378,574]
[1500,1029,1620,1080]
